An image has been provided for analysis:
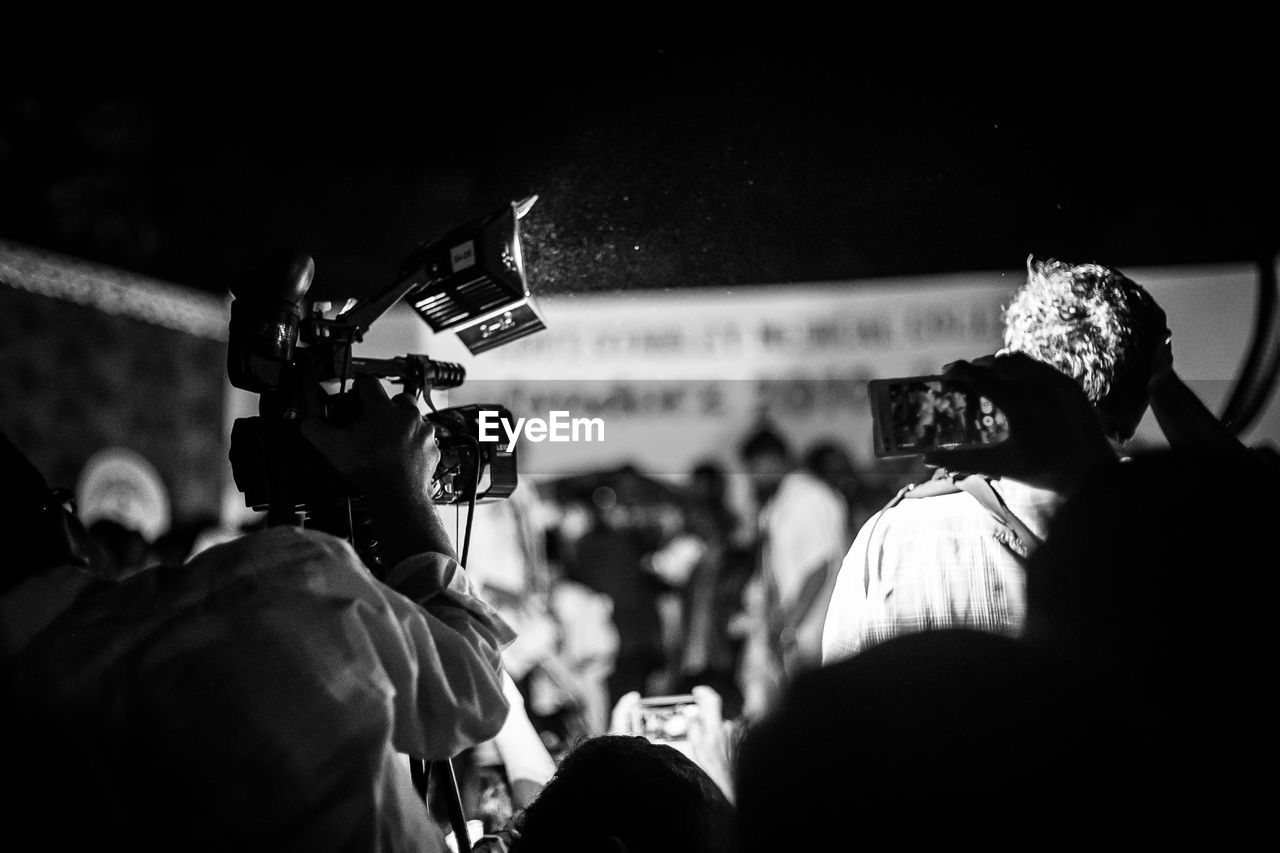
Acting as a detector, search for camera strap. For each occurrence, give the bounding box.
[886,468,1043,559]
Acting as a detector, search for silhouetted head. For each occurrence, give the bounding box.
[689,460,728,505]
[511,735,736,853]
[736,629,1154,850]
[802,439,862,496]
[85,519,151,578]
[0,432,94,589]
[738,427,791,502]
[1002,256,1167,442]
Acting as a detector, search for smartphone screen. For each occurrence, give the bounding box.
[869,375,1009,457]
[630,695,699,757]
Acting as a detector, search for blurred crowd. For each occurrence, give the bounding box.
[445,425,904,748]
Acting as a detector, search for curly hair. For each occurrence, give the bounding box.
[1002,256,1166,441]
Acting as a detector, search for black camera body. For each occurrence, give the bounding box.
[226,198,543,564]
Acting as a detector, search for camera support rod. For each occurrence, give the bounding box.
[330,275,423,343]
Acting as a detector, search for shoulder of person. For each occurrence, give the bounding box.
[877,473,994,520]
[182,525,375,591]
[187,524,336,561]
[880,472,1051,558]
[986,476,1065,513]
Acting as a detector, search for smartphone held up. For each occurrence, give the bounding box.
[627,695,701,759]
[869,375,1010,458]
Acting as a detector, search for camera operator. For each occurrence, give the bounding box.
[0,375,515,852]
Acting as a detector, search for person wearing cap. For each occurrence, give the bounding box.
[74,446,171,578]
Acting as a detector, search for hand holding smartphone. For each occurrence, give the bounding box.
[871,355,1118,490]
[611,688,736,802]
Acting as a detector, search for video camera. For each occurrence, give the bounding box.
[227,197,546,569]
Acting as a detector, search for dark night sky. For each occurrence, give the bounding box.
[2,36,1276,303]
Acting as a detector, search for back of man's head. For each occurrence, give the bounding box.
[738,427,790,466]
[1002,256,1166,441]
[735,629,1146,849]
[511,735,736,853]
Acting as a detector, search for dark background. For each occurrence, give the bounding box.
[3,35,1276,301]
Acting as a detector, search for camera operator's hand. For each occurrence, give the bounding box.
[301,374,457,564]
[922,352,1119,492]
[301,374,439,496]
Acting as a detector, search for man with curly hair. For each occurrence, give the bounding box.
[822,256,1237,663]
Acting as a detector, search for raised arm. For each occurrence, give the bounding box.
[1146,332,1250,456]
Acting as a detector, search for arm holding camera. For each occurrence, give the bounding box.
[1,389,516,848]
[5,209,544,846]
[300,372,517,755]
[300,373,457,567]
